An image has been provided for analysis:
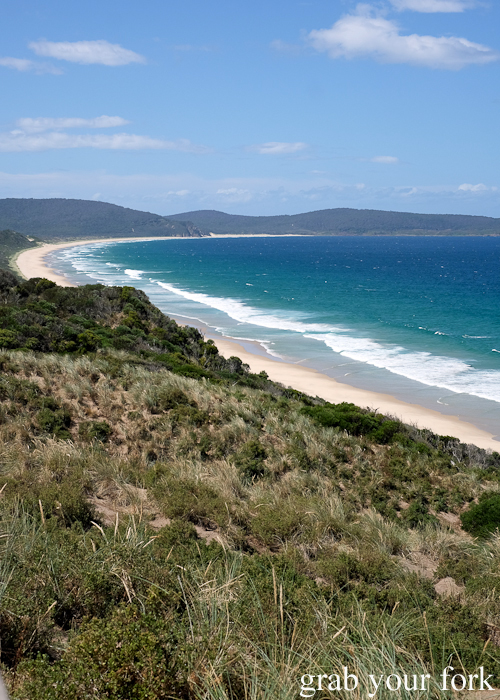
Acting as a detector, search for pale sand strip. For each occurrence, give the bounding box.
[14,239,499,451]
[216,338,499,451]
[14,237,185,287]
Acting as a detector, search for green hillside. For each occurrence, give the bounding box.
[1,272,500,699]
[169,207,500,236]
[4,200,500,244]
[0,198,205,241]
[0,229,39,274]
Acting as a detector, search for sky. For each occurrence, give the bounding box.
[1,0,500,218]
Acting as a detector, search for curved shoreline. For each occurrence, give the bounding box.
[15,239,500,451]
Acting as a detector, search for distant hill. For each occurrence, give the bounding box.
[4,200,499,242]
[169,208,500,236]
[0,198,205,241]
[0,229,38,274]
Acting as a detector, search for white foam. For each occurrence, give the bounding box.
[53,248,500,405]
[306,332,500,403]
[124,269,144,280]
[154,281,342,334]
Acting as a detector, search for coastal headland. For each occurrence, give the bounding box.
[15,240,499,451]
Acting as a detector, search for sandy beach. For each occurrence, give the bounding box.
[14,238,500,451]
[13,237,187,287]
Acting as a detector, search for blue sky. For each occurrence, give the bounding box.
[1,0,500,217]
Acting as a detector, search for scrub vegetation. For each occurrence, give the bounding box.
[1,270,500,699]
[0,230,38,275]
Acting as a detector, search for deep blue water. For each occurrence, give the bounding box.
[49,236,500,436]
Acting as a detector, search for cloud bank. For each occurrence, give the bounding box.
[370,156,400,164]
[307,8,499,69]
[29,40,146,66]
[390,0,475,11]
[1,170,497,217]
[0,131,209,153]
[248,142,308,155]
[16,116,130,133]
[0,57,62,74]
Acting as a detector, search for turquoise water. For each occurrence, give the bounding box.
[49,236,500,438]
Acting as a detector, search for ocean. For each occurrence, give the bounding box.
[48,236,500,439]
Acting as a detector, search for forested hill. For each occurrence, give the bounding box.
[4,199,500,241]
[0,198,205,241]
[169,207,500,236]
[0,229,38,271]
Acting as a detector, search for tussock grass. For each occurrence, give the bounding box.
[1,332,500,696]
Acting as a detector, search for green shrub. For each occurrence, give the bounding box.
[35,279,56,294]
[37,407,72,440]
[15,606,188,700]
[170,404,209,427]
[37,480,94,528]
[0,376,40,403]
[233,439,268,482]
[3,474,93,528]
[461,493,500,538]
[251,499,305,546]
[0,329,18,349]
[76,330,101,352]
[154,387,191,411]
[302,402,406,444]
[154,477,233,529]
[78,420,112,442]
[401,495,438,528]
[316,549,396,589]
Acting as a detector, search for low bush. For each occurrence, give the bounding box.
[15,606,189,700]
[302,402,406,444]
[153,476,233,529]
[78,420,112,442]
[37,407,72,440]
[3,474,94,528]
[233,438,268,482]
[461,493,500,538]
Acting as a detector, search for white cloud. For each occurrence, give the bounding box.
[370,156,400,164]
[216,188,253,202]
[390,0,475,11]
[16,116,130,133]
[0,131,209,153]
[0,57,62,74]
[458,182,494,192]
[0,170,498,216]
[399,183,498,196]
[29,40,146,66]
[307,7,499,69]
[248,142,308,155]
